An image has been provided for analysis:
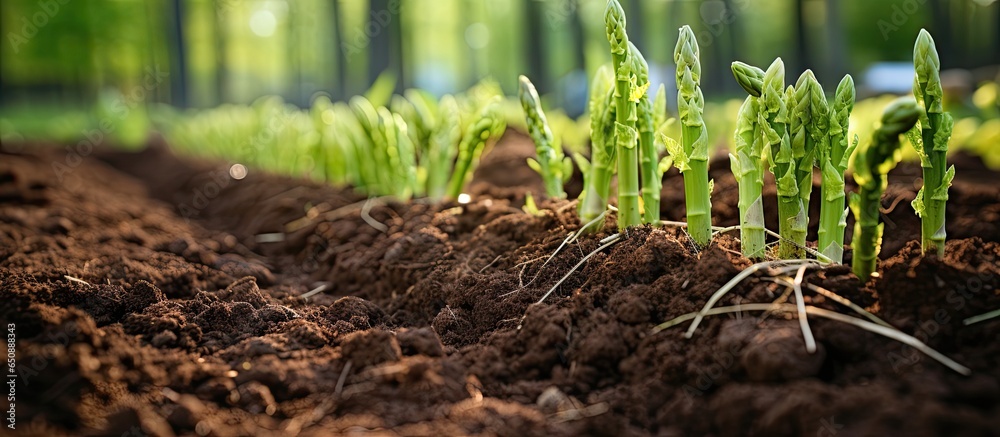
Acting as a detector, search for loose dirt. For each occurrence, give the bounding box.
[1,133,998,436]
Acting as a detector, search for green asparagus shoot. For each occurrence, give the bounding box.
[425,96,461,199]
[759,58,801,259]
[445,98,506,200]
[606,0,642,230]
[579,64,617,225]
[632,43,661,225]
[851,98,920,280]
[791,70,828,206]
[910,29,955,257]
[673,25,712,246]
[732,61,764,98]
[817,75,857,263]
[730,61,766,259]
[518,75,570,199]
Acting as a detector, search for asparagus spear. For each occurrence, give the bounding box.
[426,96,461,200]
[579,65,617,224]
[445,98,506,200]
[605,0,642,230]
[757,59,801,259]
[518,75,569,199]
[910,29,955,257]
[851,98,920,280]
[632,42,661,225]
[818,75,857,263]
[674,25,712,246]
[792,71,828,212]
[730,61,766,259]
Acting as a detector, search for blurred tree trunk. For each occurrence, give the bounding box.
[995,1,1000,65]
[367,0,404,93]
[213,0,227,104]
[0,9,6,107]
[569,0,585,73]
[824,0,846,81]
[928,0,952,67]
[288,2,303,106]
[167,0,188,107]
[625,0,645,54]
[332,0,347,100]
[524,0,547,93]
[795,0,808,73]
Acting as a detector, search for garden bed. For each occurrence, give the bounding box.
[1,132,998,436]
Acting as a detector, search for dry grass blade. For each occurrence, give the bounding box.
[652,303,779,333]
[763,278,894,328]
[361,196,389,232]
[684,259,819,338]
[654,303,972,375]
[963,309,1000,326]
[517,233,621,330]
[523,209,610,289]
[536,233,620,305]
[64,275,92,286]
[792,264,817,353]
[806,282,892,328]
[806,306,971,376]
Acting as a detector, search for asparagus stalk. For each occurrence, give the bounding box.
[851,98,920,280]
[653,84,668,132]
[911,29,955,257]
[426,96,461,200]
[674,25,712,246]
[518,75,569,199]
[732,61,764,97]
[445,99,506,200]
[758,59,800,259]
[730,61,766,259]
[791,71,828,212]
[818,75,857,263]
[605,0,642,230]
[391,112,419,199]
[579,65,617,224]
[632,43,660,225]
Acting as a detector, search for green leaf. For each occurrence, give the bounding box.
[562,157,574,183]
[572,152,591,175]
[658,156,674,175]
[616,122,638,150]
[911,187,926,217]
[821,160,846,201]
[776,167,799,197]
[930,165,955,201]
[522,192,545,217]
[840,134,859,171]
[659,132,687,172]
[527,157,543,175]
[933,112,954,153]
[364,71,398,108]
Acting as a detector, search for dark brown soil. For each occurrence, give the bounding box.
[1,132,998,436]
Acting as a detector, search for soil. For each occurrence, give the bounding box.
[1,131,998,436]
